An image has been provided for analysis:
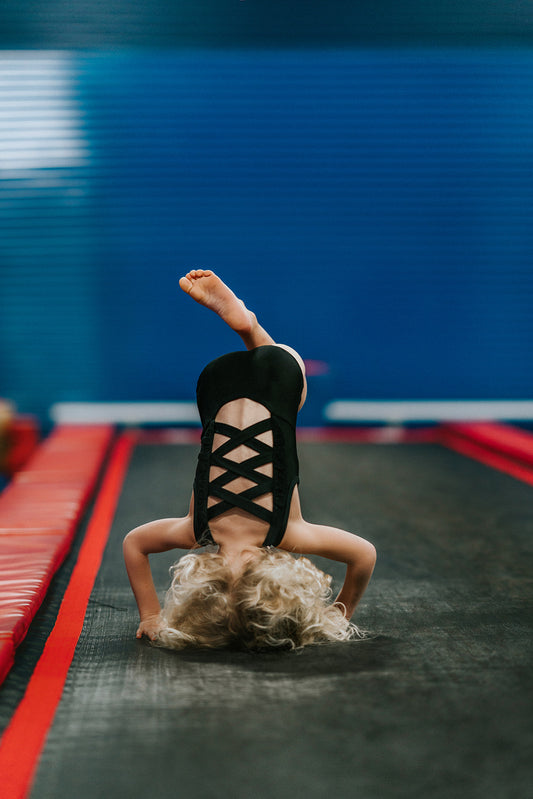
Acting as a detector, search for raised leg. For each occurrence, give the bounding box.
[179,269,307,407]
[179,269,274,350]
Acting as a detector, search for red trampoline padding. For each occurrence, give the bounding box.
[13,470,96,485]
[440,423,533,487]
[0,639,15,686]
[21,452,106,473]
[19,425,113,476]
[0,525,73,536]
[0,535,73,646]
[0,425,113,676]
[0,504,83,527]
[0,611,43,649]
[0,431,135,799]
[442,423,533,466]
[3,417,39,476]
[0,483,90,505]
[0,532,70,557]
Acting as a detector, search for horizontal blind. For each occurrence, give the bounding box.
[1,50,532,423]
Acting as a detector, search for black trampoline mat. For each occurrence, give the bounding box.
[21,442,533,799]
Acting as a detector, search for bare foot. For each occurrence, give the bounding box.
[179,269,254,333]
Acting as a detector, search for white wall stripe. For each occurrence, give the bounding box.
[325,401,533,423]
[50,402,200,425]
[52,400,533,426]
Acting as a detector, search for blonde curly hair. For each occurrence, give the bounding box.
[156,548,364,651]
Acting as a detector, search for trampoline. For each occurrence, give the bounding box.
[0,424,532,799]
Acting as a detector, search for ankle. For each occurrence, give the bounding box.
[248,310,258,333]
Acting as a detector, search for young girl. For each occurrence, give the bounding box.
[123,270,376,650]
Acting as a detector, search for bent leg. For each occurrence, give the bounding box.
[179,269,306,406]
[275,344,307,409]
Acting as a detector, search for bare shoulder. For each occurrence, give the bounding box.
[280,519,376,567]
[124,515,196,554]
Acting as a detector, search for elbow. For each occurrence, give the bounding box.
[123,527,154,559]
[123,529,139,556]
[358,541,377,575]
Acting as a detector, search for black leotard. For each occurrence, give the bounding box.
[193,345,304,547]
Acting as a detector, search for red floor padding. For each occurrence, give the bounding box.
[439,422,533,486]
[0,431,135,799]
[0,425,113,685]
[441,422,533,465]
[0,639,15,686]
[2,416,40,476]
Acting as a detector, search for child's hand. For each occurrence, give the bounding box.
[136,614,163,642]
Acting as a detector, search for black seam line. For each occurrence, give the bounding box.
[214,419,272,438]
[209,482,272,502]
[210,453,272,472]
[206,417,276,525]
[209,475,273,493]
[213,421,273,452]
[214,436,272,458]
[207,495,273,523]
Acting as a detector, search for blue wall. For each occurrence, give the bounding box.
[1,49,532,425]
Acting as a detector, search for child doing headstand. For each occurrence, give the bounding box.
[123,270,376,650]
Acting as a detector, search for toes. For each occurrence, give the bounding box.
[188,269,212,279]
[179,276,193,293]
[180,269,215,298]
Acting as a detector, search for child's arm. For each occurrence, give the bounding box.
[333,551,376,619]
[281,521,376,619]
[123,514,196,640]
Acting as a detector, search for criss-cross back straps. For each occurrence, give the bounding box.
[207,418,274,523]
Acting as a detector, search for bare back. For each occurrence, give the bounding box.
[207,398,274,547]
[192,345,305,548]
